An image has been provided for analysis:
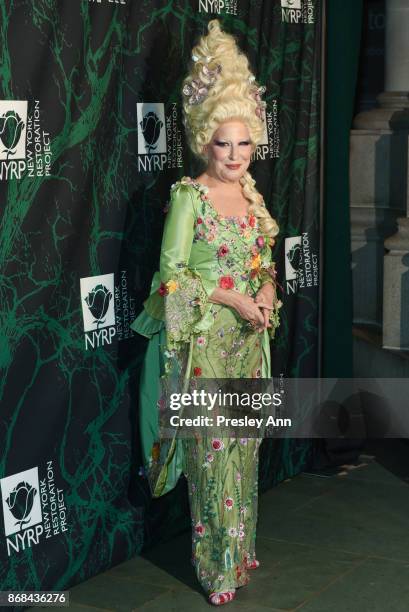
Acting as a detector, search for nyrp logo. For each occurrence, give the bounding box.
[198,0,238,14]
[252,101,280,161]
[137,104,166,156]
[1,462,69,556]
[80,270,136,350]
[1,468,42,538]
[80,273,116,349]
[0,101,27,161]
[280,0,315,24]
[0,101,28,180]
[0,99,52,181]
[137,102,183,173]
[285,234,319,294]
[285,236,302,286]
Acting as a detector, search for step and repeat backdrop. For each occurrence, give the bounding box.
[0,0,322,597]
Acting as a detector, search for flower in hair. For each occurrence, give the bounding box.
[202,63,221,78]
[250,84,267,120]
[183,63,222,105]
[183,80,209,105]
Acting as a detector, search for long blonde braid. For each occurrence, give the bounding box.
[240,171,279,239]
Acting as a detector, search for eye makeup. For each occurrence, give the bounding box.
[213,140,251,146]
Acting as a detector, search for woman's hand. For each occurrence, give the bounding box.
[209,288,270,332]
[230,293,271,331]
[254,282,277,329]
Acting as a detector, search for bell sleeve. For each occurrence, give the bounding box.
[258,237,282,340]
[159,183,216,352]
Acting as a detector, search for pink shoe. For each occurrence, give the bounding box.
[208,590,236,606]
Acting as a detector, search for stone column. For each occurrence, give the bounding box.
[350,0,409,344]
[381,0,409,350]
[383,218,409,350]
[385,0,409,92]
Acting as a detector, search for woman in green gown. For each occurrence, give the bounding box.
[131,20,281,606]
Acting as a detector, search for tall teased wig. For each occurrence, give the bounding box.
[182,20,279,239]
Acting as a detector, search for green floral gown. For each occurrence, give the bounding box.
[131,176,280,595]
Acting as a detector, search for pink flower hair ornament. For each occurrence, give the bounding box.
[250,84,267,120]
[183,55,267,121]
[182,60,222,105]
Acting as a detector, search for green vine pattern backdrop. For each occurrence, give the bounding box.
[0,0,321,598]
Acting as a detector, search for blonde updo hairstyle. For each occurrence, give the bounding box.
[182,19,279,239]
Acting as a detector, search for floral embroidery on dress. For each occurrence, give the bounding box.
[178,177,281,332]
[184,430,262,593]
[160,176,282,351]
[140,176,281,595]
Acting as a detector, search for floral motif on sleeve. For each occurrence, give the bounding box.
[254,237,282,338]
[159,265,209,353]
[157,178,218,356]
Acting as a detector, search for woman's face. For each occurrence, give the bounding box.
[203,120,255,183]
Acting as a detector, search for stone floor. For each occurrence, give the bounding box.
[36,442,409,611]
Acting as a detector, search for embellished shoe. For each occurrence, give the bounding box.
[246,559,260,570]
[208,590,236,606]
